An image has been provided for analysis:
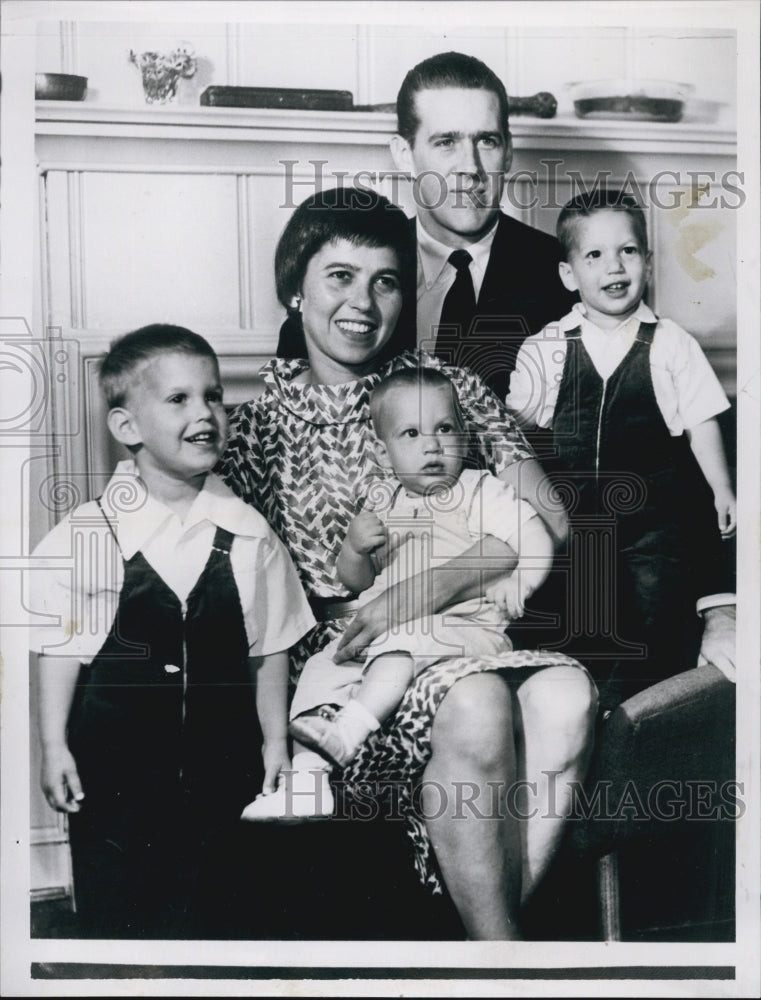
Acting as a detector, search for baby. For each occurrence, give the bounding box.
[287,366,553,770]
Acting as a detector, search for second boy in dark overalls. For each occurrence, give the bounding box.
[507,189,735,709]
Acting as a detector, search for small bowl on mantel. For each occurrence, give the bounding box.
[568,79,694,123]
[35,73,88,101]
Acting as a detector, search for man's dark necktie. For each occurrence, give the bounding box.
[435,249,476,360]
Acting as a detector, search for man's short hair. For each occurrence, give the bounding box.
[396,51,510,146]
[370,366,463,439]
[99,324,218,409]
[556,188,649,259]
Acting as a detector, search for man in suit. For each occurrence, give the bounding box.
[389,51,576,401]
[388,51,737,683]
[278,51,574,400]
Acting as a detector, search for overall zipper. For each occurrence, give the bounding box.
[595,378,608,497]
[179,599,188,782]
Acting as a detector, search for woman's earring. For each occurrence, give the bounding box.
[291,295,302,311]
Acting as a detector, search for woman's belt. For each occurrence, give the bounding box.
[309,595,360,621]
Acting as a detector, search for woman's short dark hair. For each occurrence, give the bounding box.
[556,188,649,259]
[275,186,416,362]
[99,324,217,408]
[396,51,510,146]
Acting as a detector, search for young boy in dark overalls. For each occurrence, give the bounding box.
[506,190,735,710]
[32,325,315,937]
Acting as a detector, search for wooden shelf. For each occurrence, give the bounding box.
[36,103,737,155]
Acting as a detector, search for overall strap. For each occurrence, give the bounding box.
[634,319,658,345]
[466,471,492,521]
[95,496,124,557]
[371,480,404,520]
[386,481,405,513]
[554,324,586,430]
[210,525,235,555]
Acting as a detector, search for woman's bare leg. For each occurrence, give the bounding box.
[514,665,598,903]
[422,672,523,940]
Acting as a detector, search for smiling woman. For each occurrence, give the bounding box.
[293,240,403,383]
[217,187,598,941]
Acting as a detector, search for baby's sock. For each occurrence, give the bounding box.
[291,749,332,775]
[289,701,382,768]
[341,699,381,747]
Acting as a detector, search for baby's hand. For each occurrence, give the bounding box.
[714,490,737,539]
[347,511,387,555]
[486,576,529,620]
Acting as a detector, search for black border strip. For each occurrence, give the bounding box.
[32,964,736,981]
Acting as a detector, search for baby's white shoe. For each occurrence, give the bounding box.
[240,764,334,823]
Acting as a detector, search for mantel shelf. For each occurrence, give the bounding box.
[36,103,737,155]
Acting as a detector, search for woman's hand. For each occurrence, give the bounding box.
[346,512,387,555]
[40,743,84,813]
[261,736,291,795]
[335,595,389,663]
[335,535,520,663]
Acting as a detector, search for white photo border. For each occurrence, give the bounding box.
[1,1,758,996]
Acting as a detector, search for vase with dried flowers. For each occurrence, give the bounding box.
[129,43,197,104]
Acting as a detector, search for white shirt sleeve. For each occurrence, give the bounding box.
[29,508,121,661]
[505,330,566,429]
[651,319,730,432]
[238,531,316,657]
[466,473,538,550]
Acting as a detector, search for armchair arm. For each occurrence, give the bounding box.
[566,665,735,857]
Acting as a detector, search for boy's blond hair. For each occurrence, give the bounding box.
[557,188,649,259]
[99,324,218,409]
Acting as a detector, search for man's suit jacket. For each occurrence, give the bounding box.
[420,211,577,400]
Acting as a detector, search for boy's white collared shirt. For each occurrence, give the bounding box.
[506,301,730,435]
[415,218,498,349]
[30,460,315,662]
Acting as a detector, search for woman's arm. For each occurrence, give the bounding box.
[686,417,736,537]
[38,654,85,812]
[450,363,568,546]
[499,458,569,547]
[486,515,554,619]
[334,534,518,662]
[251,651,291,794]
